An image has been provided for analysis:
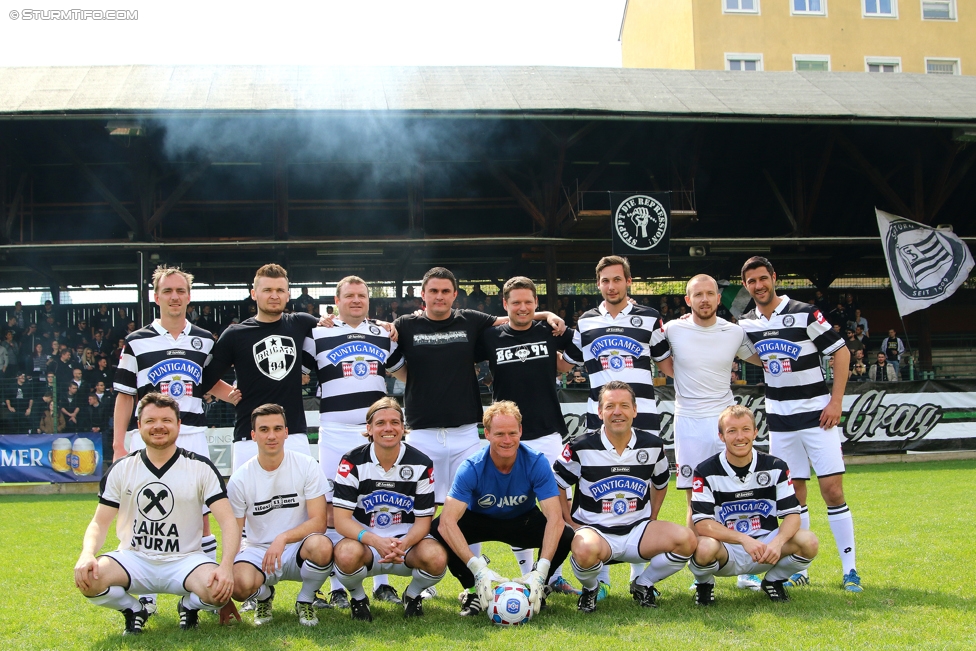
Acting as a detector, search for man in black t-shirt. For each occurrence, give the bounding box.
[475,276,581,595]
[201,264,318,471]
[386,267,564,505]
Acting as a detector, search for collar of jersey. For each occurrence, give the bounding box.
[719,449,757,478]
[754,293,790,322]
[151,319,191,340]
[598,301,633,318]
[369,441,407,467]
[599,426,636,453]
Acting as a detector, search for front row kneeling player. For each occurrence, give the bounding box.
[228,403,334,627]
[74,393,241,635]
[555,380,697,613]
[331,397,447,621]
[689,405,819,605]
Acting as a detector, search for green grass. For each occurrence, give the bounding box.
[2,459,975,650]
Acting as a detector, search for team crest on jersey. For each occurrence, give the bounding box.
[630,316,643,327]
[371,508,402,529]
[636,449,649,464]
[600,351,634,373]
[782,315,795,327]
[343,357,379,380]
[253,335,297,381]
[756,471,771,486]
[191,337,203,350]
[603,494,639,515]
[138,482,175,521]
[399,466,414,480]
[728,516,762,533]
[680,464,693,478]
[160,379,191,399]
[369,325,382,336]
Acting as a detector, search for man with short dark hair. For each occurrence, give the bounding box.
[4,372,33,433]
[869,352,897,382]
[880,329,905,379]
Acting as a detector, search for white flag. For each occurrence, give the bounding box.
[876,208,974,317]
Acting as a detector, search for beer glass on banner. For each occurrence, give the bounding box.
[49,437,73,473]
[70,437,100,476]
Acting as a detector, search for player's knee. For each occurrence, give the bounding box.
[693,537,720,564]
[676,526,698,556]
[820,484,845,506]
[232,567,261,600]
[333,540,365,573]
[415,540,448,573]
[570,536,600,567]
[794,530,819,558]
[303,534,334,566]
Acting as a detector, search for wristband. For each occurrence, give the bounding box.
[357,529,368,542]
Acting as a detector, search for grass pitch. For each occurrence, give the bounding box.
[1,459,974,651]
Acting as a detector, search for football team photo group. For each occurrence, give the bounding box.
[73,254,863,635]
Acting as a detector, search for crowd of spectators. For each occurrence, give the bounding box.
[817,292,906,383]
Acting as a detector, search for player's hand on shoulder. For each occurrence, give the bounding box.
[546,313,566,336]
[317,314,336,328]
[375,320,398,342]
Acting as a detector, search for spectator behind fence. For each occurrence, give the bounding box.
[59,382,82,432]
[880,329,905,379]
[4,372,33,433]
[852,309,868,337]
[89,357,113,388]
[2,329,21,377]
[869,353,897,382]
[80,391,110,435]
[844,329,864,358]
[850,350,868,382]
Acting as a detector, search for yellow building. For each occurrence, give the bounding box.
[621,0,974,75]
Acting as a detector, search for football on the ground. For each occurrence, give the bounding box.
[488,581,533,626]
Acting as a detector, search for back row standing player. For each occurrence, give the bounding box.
[561,255,673,598]
[738,256,861,592]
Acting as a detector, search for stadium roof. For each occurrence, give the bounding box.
[1,64,976,124]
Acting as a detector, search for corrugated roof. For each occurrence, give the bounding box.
[1,65,975,123]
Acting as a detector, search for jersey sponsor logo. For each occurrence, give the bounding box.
[326,341,389,366]
[600,352,634,372]
[611,467,631,473]
[728,515,763,534]
[734,491,755,499]
[495,343,550,364]
[614,194,668,251]
[756,471,771,486]
[399,466,414,480]
[138,482,175,521]
[374,481,396,488]
[371,509,402,529]
[362,489,415,513]
[603,496,639,514]
[692,477,704,493]
[589,335,643,358]
[716,498,775,523]
[146,359,203,386]
[253,493,300,515]
[253,335,297,381]
[782,315,795,327]
[588,476,647,500]
[561,444,573,462]
[413,331,468,346]
[636,450,649,464]
[753,339,801,360]
[191,337,203,350]
[342,359,379,380]
[478,494,497,508]
[337,460,353,477]
[680,464,693,478]
[131,520,180,553]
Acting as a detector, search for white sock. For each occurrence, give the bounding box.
[765,554,813,582]
[299,559,333,603]
[512,546,535,576]
[688,557,719,585]
[571,557,603,591]
[629,562,645,582]
[827,503,857,574]
[201,534,217,561]
[406,567,445,600]
[325,528,344,591]
[182,593,218,613]
[597,564,611,585]
[87,585,141,611]
[800,505,810,530]
[548,563,565,584]
[373,574,390,590]
[336,565,369,601]
[636,552,691,587]
[251,584,273,602]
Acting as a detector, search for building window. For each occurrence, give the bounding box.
[865,57,901,72]
[793,0,826,15]
[921,1,955,20]
[863,0,896,17]
[926,58,960,74]
[724,0,760,14]
[726,54,764,71]
[794,55,830,71]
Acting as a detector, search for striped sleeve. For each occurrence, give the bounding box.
[650,446,671,490]
[774,461,801,518]
[649,318,671,362]
[690,473,716,523]
[414,462,436,517]
[560,329,583,366]
[553,442,581,490]
[332,455,360,511]
[112,341,138,396]
[807,309,844,355]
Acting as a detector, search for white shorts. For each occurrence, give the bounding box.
[363,535,436,577]
[234,534,325,585]
[521,433,564,467]
[103,549,214,596]
[769,425,845,480]
[714,529,779,577]
[127,426,210,458]
[578,523,650,564]
[319,421,369,500]
[405,424,484,503]
[674,414,725,490]
[232,434,311,472]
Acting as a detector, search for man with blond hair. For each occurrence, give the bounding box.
[430,401,575,617]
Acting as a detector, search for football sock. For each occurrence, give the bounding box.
[336,565,369,601]
[571,557,603,591]
[87,585,141,611]
[827,503,857,574]
[325,528,344,591]
[373,574,390,589]
[201,534,217,561]
[548,563,565,583]
[299,559,334,603]
[251,584,273,602]
[688,557,719,585]
[182,593,218,613]
[766,554,813,582]
[636,552,691,587]
[597,564,611,586]
[405,567,446,600]
[800,505,810,530]
[630,562,646,582]
[512,546,535,576]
